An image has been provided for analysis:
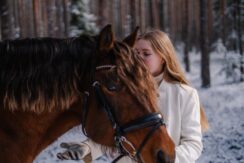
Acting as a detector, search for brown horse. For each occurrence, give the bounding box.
[0,25,175,163]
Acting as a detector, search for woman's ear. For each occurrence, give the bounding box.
[123,26,139,47]
[98,24,115,52]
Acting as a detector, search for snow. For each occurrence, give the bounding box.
[184,51,244,163]
[34,50,244,163]
[69,0,98,37]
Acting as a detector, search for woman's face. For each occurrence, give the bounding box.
[135,39,164,76]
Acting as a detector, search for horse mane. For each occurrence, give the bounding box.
[0,36,96,113]
[113,42,158,112]
[0,36,158,114]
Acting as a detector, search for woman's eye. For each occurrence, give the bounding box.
[144,53,151,57]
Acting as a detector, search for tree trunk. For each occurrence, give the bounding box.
[135,0,140,30]
[193,0,200,51]
[177,0,183,41]
[0,10,1,40]
[232,0,238,52]
[207,0,213,45]
[98,0,109,28]
[151,0,160,28]
[20,0,29,37]
[188,0,194,50]
[62,0,70,37]
[183,0,190,72]
[26,0,34,37]
[139,0,145,32]
[159,0,165,30]
[47,0,56,37]
[168,0,176,41]
[164,0,169,32]
[148,0,153,27]
[200,0,211,87]
[42,0,48,36]
[220,0,226,46]
[118,0,126,38]
[0,0,8,39]
[0,0,15,39]
[56,0,64,37]
[33,0,39,36]
[109,0,114,29]
[236,0,243,81]
[13,0,20,38]
[130,0,137,31]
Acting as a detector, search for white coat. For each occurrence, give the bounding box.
[156,79,203,163]
[88,76,203,163]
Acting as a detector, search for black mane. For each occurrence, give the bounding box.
[0,36,97,112]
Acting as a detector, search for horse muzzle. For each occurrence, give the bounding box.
[156,150,175,163]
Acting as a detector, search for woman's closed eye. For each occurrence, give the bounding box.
[135,49,152,59]
[143,53,151,57]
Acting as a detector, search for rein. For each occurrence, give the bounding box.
[81,65,165,163]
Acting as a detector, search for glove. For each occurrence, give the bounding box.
[57,141,92,163]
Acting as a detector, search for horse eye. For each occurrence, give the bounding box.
[107,82,118,91]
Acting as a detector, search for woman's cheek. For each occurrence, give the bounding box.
[145,62,154,73]
[144,60,151,69]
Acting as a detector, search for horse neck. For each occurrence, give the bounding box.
[0,100,83,163]
[34,100,84,160]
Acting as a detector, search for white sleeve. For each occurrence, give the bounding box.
[87,140,135,163]
[175,89,203,163]
[86,139,105,160]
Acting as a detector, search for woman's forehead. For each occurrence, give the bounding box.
[135,39,153,51]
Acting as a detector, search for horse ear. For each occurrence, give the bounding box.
[98,24,115,51]
[123,26,139,47]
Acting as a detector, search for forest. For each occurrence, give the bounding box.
[0,0,243,87]
[1,1,244,163]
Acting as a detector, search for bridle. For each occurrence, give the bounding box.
[81,65,165,163]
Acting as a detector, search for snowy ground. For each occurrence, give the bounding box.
[34,51,244,163]
[185,51,244,163]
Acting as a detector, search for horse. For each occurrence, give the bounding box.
[0,25,175,163]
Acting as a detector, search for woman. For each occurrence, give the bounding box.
[134,30,208,162]
[57,30,208,163]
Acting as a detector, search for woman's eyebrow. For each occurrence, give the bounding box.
[135,48,150,52]
[141,48,150,52]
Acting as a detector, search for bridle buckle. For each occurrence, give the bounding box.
[116,136,136,157]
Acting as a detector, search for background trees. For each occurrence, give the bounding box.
[0,0,243,86]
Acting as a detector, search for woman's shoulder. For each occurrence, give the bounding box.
[179,83,197,94]
[160,80,197,97]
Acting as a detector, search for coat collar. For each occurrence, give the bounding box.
[154,72,164,86]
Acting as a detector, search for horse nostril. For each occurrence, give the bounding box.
[157,150,164,163]
[157,149,175,163]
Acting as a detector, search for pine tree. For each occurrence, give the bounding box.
[200,0,211,88]
[70,0,98,36]
[213,0,244,82]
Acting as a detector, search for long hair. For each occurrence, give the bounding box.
[138,30,209,131]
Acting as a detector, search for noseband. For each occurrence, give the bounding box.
[81,65,165,163]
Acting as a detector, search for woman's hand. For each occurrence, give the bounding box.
[57,142,92,163]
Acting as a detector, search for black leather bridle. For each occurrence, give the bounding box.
[81,65,165,163]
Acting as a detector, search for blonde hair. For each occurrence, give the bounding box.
[138,30,209,131]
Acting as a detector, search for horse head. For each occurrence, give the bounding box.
[82,25,175,163]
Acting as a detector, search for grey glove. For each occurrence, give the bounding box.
[57,142,92,162]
